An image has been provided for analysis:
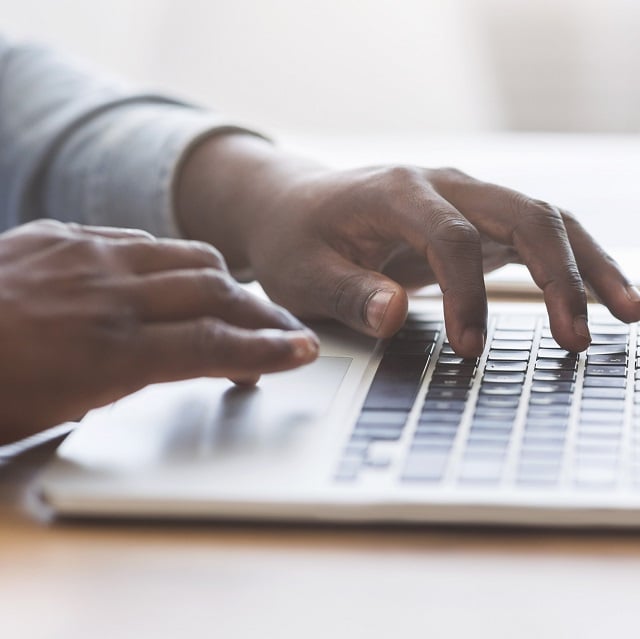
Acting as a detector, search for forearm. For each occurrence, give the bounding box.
[175,133,326,277]
[0,36,262,237]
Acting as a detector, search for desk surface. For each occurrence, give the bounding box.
[4,434,640,639]
[4,134,640,639]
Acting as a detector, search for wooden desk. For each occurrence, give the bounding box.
[2,431,640,639]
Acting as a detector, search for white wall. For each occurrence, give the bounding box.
[2,0,639,135]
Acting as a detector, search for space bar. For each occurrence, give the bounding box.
[361,353,430,411]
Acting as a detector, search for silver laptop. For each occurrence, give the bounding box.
[36,297,640,528]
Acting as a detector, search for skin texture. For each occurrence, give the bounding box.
[0,220,318,444]
[176,133,640,358]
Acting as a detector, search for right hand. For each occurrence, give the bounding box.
[0,220,319,445]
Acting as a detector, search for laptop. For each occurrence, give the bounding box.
[37,296,640,528]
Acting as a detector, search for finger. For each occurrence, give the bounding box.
[132,321,320,385]
[283,246,409,339]
[67,223,156,241]
[432,170,590,351]
[393,191,488,356]
[230,374,261,386]
[122,269,308,331]
[559,209,640,323]
[114,237,229,274]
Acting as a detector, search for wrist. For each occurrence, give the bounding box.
[175,132,325,276]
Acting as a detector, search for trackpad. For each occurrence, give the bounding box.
[58,357,352,472]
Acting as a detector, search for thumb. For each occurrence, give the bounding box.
[299,249,409,337]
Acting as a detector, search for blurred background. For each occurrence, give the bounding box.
[2,0,640,137]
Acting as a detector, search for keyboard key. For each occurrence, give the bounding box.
[393,329,440,342]
[458,457,504,483]
[531,381,575,393]
[527,405,571,418]
[470,423,512,436]
[580,398,626,412]
[473,406,518,420]
[479,383,523,395]
[487,340,533,351]
[429,375,474,389]
[525,421,568,434]
[419,412,463,424]
[386,340,435,355]
[422,399,466,413]
[437,355,478,366]
[533,369,577,382]
[581,387,626,400]
[590,333,628,344]
[590,323,628,333]
[482,371,526,384]
[588,342,627,355]
[425,387,469,400]
[574,465,618,488]
[488,350,531,361]
[578,412,625,425]
[535,358,577,371]
[493,330,534,341]
[522,433,566,448]
[434,364,476,376]
[529,392,573,406]
[402,452,449,481]
[476,395,520,408]
[362,353,429,410]
[351,427,404,441]
[357,410,409,427]
[334,459,360,481]
[537,348,575,359]
[485,360,528,372]
[585,365,626,377]
[583,376,626,388]
[577,425,623,439]
[587,353,627,366]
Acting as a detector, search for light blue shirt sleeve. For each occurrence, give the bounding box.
[0,36,263,238]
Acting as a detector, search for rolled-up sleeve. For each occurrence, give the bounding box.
[0,37,263,237]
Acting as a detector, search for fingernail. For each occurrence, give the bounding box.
[461,327,486,357]
[289,332,320,360]
[573,315,591,342]
[365,290,395,331]
[626,285,640,303]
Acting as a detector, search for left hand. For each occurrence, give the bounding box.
[178,135,640,357]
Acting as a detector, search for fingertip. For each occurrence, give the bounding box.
[287,330,321,363]
[455,326,486,358]
[230,375,261,386]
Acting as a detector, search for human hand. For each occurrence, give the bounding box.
[0,220,318,444]
[177,135,640,358]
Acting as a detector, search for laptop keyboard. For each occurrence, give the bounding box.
[335,313,640,491]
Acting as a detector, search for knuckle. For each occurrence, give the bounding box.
[189,241,227,270]
[378,165,424,198]
[190,317,225,358]
[430,166,472,184]
[429,215,481,246]
[514,195,564,229]
[385,164,420,183]
[198,269,239,301]
[22,218,69,237]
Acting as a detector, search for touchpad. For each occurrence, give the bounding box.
[58,357,352,471]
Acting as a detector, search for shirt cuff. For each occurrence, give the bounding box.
[43,102,267,239]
